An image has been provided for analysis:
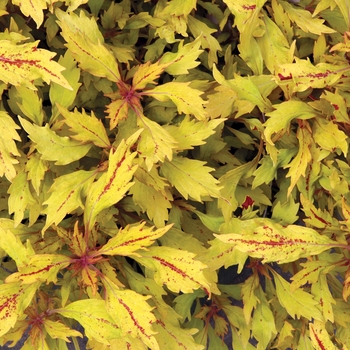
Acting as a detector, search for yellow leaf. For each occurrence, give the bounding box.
[137,246,219,296]
[42,170,97,232]
[97,222,172,257]
[0,40,71,90]
[215,219,338,264]
[132,61,168,90]
[161,155,221,202]
[19,117,92,165]
[56,9,120,82]
[103,278,159,350]
[105,96,129,129]
[0,111,21,181]
[84,130,141,231]
[56,299,122,345]
[241,274,259,324]
[309,320,337,350]
[43,320,83,342]
[58,105,111,148]
[0,282,39,337]
[12,0,46,28]
[149,82,207,120]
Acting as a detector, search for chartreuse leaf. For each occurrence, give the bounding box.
[56,9,121,82]
[0,40,71,90]
[161,156,221,202]
[309,320,337,350]
[132,61,169,90]
[56,299,122,345]
[42,170,97,232]
[84,130,141,232]
[6,254,71,285]
[97,222,172,257]
[215,219,338,264]
[102,277,159,350]
[137,246,219,296]
[160,37,203,75]
[280,0,335,34]
[58,105,110,148]
[0,282,39,337]
[241,273,259,324]
[285,121,313,196]
[149,82,207,120]
[137,115,178,170]
[0,227,29,267]
[11,0,47,28]
[8,171,37,227]
[264,101,316,145]
[0,111,21,181]
[272,270,323,321]
[19,117,91,165]
[44,320,83,342]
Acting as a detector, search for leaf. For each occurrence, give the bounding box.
[241,273,259,324]
[11,0,47,28]
[275,59,346,92]
[161,156,221,202]
[149,82,207,120]
[84,130,141,231]
[215,219,337,264]
[0,227,29,267]
[0,40,71,90]
[42,170,97,232]
[19,117,92,165]
[132,61,168,90]
[8,171,37,227]
[137,246,219,296]
[56,299,122,345]
[313,117,348,155]
[137,115,178,170]
[0,111,21,181]
[160,37,203,75]
[0,282,39,337]
[272,271,323,321]
[280,0,336,35]
[58,105,110,148]
[56,9,121,82]
[105,96,129,129]
[264,101,316,145]
[43,320,83,342]
[309,320,337,350]
[6,254,72,285]
[97,222,172,257]
[284,121,313,196]
[102,278,159,350]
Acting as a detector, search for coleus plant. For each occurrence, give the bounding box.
[0,0,350,349]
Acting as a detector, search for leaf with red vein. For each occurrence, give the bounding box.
[0,282,39,337]
[56,299,122,345]
[102,277,159,350]
[98,222,172,257]
[84,130,142,232]
[132,61,169,91]
[0,40,71,90]
[309,320,336,350]
[56,9,120,82]
[136,246,219,296]
[5,254,71,285]
[215,219,338,264]
[42,170,97,232]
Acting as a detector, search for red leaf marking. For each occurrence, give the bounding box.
[278,73,293,81]
[57,190,75,212]
[242,196,254,209]
[0,289,22,319]
[19,261,68,278]
[310,326,326,350]
[156,319,188,349]
[242,4,256,10]
[310,209,330,226]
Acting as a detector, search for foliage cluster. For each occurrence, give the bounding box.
[1,0,350,349]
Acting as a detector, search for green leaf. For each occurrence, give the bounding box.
[56,299,122,345]
[58,105,111,148]
[102,278,159,350]
[137,246,219,296]
[215,219,338,264]
[56,9,121,82]
[272,270,323,321]
[161,156,221,202]
[0,111,21,181]
[84,130,141,231]
[0,282,39,337]
[97,222,172,257]
[42,170,97,232]
[19,117,92,165]
[149,82,207,120]
[0,40,71,90]
[264,101,316,145]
